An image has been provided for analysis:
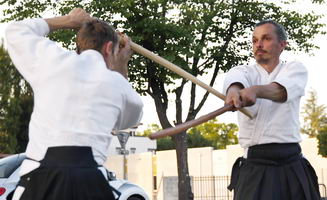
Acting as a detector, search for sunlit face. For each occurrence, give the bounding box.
[252,23,286,64]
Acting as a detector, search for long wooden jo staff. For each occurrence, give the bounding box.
[149,104,234,139]
[130,42,253,119]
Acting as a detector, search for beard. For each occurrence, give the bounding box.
[254,50,270,64]
[255,55,270,64]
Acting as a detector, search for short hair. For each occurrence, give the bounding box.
[76,19,118,54]
[255,20,287,41]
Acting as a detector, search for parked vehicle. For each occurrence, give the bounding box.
[0,153,149,200]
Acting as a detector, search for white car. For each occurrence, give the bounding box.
[0,153,149,200]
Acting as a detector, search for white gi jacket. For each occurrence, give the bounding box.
[5,19,143,175]
[223,61,307,156]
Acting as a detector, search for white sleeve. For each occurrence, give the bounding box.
[114,77,144,130]
[223,65,251,95]
[5,18,69,85]
[120,90,144,130]
[273,61,307,102]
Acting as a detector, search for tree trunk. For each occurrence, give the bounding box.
[172,131,194,200]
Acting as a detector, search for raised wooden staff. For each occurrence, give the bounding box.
[129,41,252,119]
[149,104,234,139]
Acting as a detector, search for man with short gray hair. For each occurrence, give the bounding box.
[224,20,320,200]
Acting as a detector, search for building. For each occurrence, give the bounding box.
[107,128,157,156]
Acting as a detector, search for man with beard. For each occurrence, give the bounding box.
[223,20,321,200]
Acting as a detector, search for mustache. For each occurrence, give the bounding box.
[255,49,267,54]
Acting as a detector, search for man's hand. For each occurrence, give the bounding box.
[45,8,91,32]
[67,8,92,30]
[239,87,258,107]
[225,83,244,110]
[226,83,257,109]
[109,35,133,79]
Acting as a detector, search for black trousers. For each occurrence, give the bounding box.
[228,143,321,200]
[12,146,116,200]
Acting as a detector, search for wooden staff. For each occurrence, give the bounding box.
[130,41,253,119]
[149,104,234,139]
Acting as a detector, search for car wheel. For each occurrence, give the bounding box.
[127,197,143,200]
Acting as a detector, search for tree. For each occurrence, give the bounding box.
[157,137,176,151]
[187,131,213,148]
[317,127,327,157]
[140,122,220,150]
[139,123,161,136]
[139,123,176,150]
[301,89,327,137]
[1,0,325,199]
[0,42,33,153]
[301,89,327,157]
[188,119,238,149]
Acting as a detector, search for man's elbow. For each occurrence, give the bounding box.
[274,87,287,103]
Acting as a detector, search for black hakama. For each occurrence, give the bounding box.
[228,143,321,200]
[12,146,116,200]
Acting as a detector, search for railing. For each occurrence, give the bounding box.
[320,184,327,198]
[192,176,233,200]
[192,176,327,199]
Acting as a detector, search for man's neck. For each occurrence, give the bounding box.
[258,59,280,74]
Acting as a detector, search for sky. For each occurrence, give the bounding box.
[0,0,326,132]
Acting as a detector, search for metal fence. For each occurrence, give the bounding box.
[192,176,327,200]
[320,184,327,198]
[192,176,233,200]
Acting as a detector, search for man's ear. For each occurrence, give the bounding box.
[101,41,113,56]
[101,41,114,70]
[280,40,287,52]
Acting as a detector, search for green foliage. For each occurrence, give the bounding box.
[0,43,33,153]
[301,89,327,137]
[141,120,238,150]
[138,123,161,136]
[187,131,212,148]
[317,127,327,157]
[157,137,176,151]
[311,0,326,4]
[188,118,238,149]
[138,123,175,150]
[301,89,327,156]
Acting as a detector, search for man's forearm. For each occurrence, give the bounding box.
[45,8,91,32]
[45,15,73,32]
[253,82,287,102]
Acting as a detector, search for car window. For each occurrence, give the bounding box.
[0,154,25,178]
